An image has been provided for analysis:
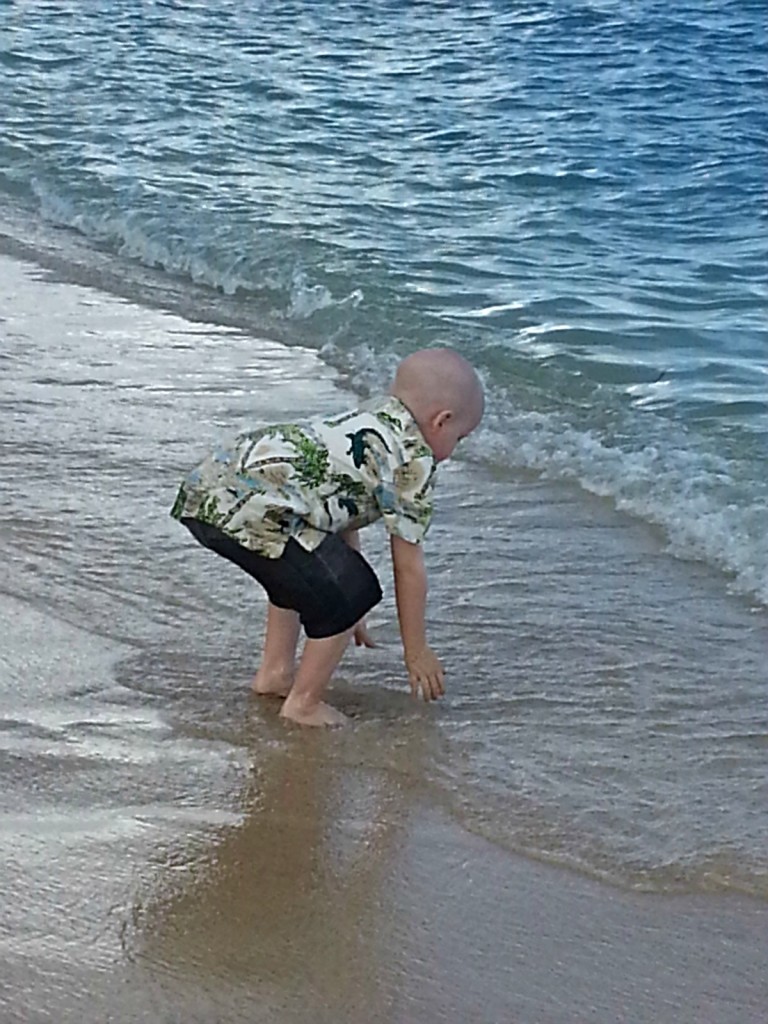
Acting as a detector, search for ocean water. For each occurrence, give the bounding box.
[2,0,767,904]
[2,0,766,602]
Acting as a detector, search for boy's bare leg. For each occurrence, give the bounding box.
[252,603,301,696]
[280,628,352,727]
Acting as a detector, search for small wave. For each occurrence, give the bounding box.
[31,179,253,297]
[0,49,80,70]
[26,179,365,330]
[453,796,768,898]
[479,408,767,607]
[284,269,363,321]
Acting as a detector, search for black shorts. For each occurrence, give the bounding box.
[181,518,382,639]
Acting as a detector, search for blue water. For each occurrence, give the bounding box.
[2,0,766,603]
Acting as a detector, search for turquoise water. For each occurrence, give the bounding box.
[1,0,766,602]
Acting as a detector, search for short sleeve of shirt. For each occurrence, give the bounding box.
[376,452,436,545]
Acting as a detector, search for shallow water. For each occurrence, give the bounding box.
[2,255,766,902]
[5,584,766,1023]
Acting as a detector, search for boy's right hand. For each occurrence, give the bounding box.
[405,646,445,702]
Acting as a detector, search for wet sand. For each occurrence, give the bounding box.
[2,252,767,1023]
[2,595,767,1024]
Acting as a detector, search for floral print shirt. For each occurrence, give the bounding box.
[170,395,437,557]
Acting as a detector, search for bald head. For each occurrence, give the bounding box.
[392,348,484,434]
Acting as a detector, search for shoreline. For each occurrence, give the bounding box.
[1,249,766,1023]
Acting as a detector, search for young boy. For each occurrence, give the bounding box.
[170,347,484,726]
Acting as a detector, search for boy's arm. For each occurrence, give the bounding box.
[390,535,445,701]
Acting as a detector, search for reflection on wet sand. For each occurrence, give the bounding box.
[132,714,428,1020]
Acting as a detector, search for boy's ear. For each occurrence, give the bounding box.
[434,409,452,429]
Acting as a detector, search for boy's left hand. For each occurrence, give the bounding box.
[353,619,376,648]
[405,645,445,702]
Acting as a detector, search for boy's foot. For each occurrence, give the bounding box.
[280,699,348,727]
[252,668,293,697]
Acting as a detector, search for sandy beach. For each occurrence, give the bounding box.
[3,593,767,1024]
[2,252,767,1023]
